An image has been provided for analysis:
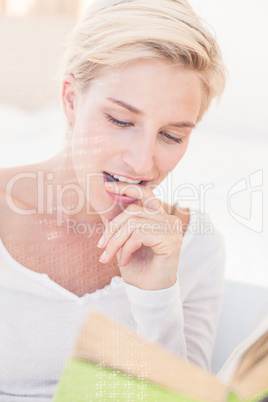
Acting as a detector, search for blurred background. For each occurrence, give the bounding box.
[0,0,267,287]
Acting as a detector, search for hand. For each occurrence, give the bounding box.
[98,181,183,290]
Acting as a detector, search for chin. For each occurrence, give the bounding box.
[99,204,126,221]
[90,196,126,222]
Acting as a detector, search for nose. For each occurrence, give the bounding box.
[121,132,156,176]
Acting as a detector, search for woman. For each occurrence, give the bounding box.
[0,0,226,400]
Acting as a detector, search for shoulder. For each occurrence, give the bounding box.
[161,201,190,236]
[178,210,225,279]
[0,164,40,206]
[0,165,28,191]
[162,201,224,261]
[0,166,23,210]
[0,165,40,236]
[184,210,224,253]
[161,202,224,255]
[178,211,225,297]
[0,167,14,206]
[0,167,20,233]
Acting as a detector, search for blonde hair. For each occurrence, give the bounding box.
[62,0,226,121]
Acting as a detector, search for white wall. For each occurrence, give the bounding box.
[189,0,268,138]
[171,0,268,287]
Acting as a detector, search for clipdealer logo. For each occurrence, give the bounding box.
[4,169,264,233]
[227,170,263,233]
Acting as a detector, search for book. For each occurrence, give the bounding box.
[53,310,268,402]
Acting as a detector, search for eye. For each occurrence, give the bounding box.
[106,114,134,128]
[160,131,183,144]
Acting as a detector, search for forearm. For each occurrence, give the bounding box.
[124,278,187,358]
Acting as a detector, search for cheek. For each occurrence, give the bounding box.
[71,123,120,186]
[74,113,122,155]
[160,143,189,173]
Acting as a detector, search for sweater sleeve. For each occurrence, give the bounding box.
[123,278,187,358]
[123,217,225,370]
[182,240,225,369]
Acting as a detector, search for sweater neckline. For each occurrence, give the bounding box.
[0,208,196,300]
[0,237,124,301]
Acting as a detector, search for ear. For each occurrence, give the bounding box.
[62,74,78,125]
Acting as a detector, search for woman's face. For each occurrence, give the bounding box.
[66,59,203,220]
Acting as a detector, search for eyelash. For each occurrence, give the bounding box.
[106,115,183,144]
[106,115,133,128]
[159,131,183,144]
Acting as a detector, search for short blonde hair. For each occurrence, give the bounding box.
[62,0,226,121]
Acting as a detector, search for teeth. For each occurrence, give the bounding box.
[112,174,141,184]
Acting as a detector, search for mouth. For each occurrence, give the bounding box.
[103,172,147,205]
[103,172,148,185]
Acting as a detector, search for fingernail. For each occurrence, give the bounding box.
[99,250,107,263]
[97,235,105,248]
[105,181,116,188]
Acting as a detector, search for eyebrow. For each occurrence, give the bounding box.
[170,121,196,129]
[107,98,143,115]
[106,97,196,129]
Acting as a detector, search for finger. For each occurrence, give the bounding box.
[97,204,169,249]
[99,219,134,263]
[118,216,183,267]
[119,228,168,267]
[97,205,140,249]
[117,218,169,266]
[104,181,163,211]
[98,215,166,264]
[99,214,110,228]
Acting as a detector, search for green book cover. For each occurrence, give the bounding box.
[53,359,199,402]
[53,310,268,402]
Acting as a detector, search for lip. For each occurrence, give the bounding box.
[103,173,139,205]
[105,170,151,183]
